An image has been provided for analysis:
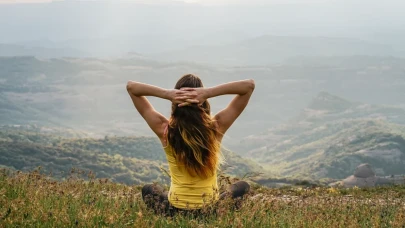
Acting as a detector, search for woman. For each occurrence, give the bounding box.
[126,74,255,215]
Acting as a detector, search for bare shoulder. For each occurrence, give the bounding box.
[159,121,170,147]
[158,119,169,137]
[212,117,224,142]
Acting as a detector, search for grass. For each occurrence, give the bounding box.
[1,169,405,227]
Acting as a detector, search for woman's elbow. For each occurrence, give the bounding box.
[247,79,255,92]
[126,81,136,92]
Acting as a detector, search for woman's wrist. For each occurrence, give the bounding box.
[165,89,175,101]
[202,87,212,100]
[204,87,214,99]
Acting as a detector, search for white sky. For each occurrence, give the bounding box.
[0,0,53,3]
[0,0,330,5]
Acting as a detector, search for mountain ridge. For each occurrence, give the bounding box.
[153,35,395,65]
[238,92,405,180]
[0,126,265,184]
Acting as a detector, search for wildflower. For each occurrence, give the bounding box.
[328,188,338,194]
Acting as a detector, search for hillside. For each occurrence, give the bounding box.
[153,35,394,65]
[1,56,405,181]
[2,171,405,227]
[0,44,88,58]
[240,92,405,180]
[1,56,405,141]
[0,126,264,185]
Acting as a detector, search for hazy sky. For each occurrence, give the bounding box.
[0,0,52,3]
[0,0,329,5]
[1,0,404,50]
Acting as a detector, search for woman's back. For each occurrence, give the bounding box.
[164,145,219,209]
[163,75,222,209]
[127,74,254,213]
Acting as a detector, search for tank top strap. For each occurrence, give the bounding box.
[163,125,168,147]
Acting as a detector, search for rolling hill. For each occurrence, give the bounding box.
[153,35,394,65]
[239,92,405,180]
[1,56,405,181]
[0,125,264,185]
[1,55,405,142]
[0,44,87,58]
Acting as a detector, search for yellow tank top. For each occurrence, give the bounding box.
[163,146,219,210]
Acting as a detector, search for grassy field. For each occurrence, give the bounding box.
[1,169,405,227]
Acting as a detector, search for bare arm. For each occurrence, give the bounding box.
[209,80,255,134]
[126,81,173,138]
[178,79,255,135]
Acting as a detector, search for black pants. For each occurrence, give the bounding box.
[141,181,250,216]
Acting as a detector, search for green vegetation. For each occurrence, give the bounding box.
[0,126,264,185]
[242,92,405,180]
[1,56,405,183]
[1,56,405,139]
[1,169,405,227]
[253,120,405,180]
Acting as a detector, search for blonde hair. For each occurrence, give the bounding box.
[167,74,222,178]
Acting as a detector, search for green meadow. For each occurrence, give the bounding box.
[1,169,404,227]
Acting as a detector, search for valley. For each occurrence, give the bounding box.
[1,55,405,183]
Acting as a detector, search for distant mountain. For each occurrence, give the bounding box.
[0,44,88,58]
[241,92,405,150]
[0,126,264,185]
[239,92,405,180]
[300,92,405,125]
[283,55,405,68]
[153,35,395,65]
[2,0,405,56]
[307,91,354,112]
[1,56,405,142]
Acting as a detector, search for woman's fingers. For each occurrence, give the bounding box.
[175,90,186,94]
[174,88,200,106]
[177,99,199,107]
[175,94,197,100]
[186,99,199,104]
[178,102,190,107]
[174,96,191,103]
[175,90,195,95]
[175,96,188,101]
[180,87,195,91]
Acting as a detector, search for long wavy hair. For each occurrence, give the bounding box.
[167,74,222,178]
